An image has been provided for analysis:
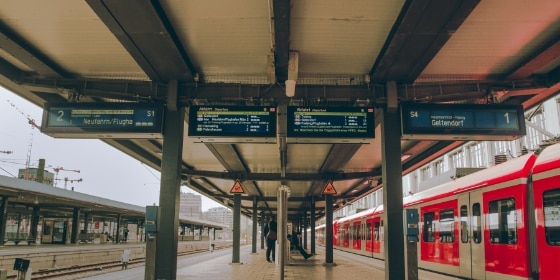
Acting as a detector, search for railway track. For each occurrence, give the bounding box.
[16,246,231,280]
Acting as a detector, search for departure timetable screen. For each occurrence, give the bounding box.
[188,106,277,138]
[287,106,375,138]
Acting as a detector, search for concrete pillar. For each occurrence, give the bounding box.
[153,94,184,280]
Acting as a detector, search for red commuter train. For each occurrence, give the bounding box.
[315,142,560,280]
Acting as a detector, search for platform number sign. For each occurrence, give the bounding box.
[401,103,525,140]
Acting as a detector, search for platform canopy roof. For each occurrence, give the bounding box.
[0,0,559,222]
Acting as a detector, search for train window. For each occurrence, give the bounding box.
[439,209,455,243]
[423,212,436,242]
[367,222,372,240]
[460,205,469,243]
[488,198,517,244]
[543,189,560,245]
[472,203,482,243]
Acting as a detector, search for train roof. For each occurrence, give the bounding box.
[403,151,537,207]
[336,204,383,223]
[532,142,560,175]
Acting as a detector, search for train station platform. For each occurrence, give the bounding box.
[83,245,460,280]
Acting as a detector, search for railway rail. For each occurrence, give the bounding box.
[10,244,232,279]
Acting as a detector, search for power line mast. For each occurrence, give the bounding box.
[6,100,40,180]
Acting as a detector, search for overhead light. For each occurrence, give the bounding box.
[285,80,296,97]
[286,51,299,97]
[401,154,411,161]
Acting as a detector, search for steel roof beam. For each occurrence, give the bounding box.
[370,0,480,83]
[86,0,196,82]
[0,22,68,78]
[272,0,291,83]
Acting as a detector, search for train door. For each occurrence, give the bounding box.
[353,220,361,251]
[360,218,367,253]
[458,191,484,279]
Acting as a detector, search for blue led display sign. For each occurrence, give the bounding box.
[287,106,375,143]
[41,102,164,138]
[188,106,277,143]
[401,103,525,140]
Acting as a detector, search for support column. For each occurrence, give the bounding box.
[84,213,90,233]
[325,195,334,264]
[232,194,241,263]
[303,213,307,249]
[310,196,315,255]
[154,91,184,280]
[382,81,405,280]
[251,196,258,254]
[0,196,8,245]
[71,207,80,244]
[30,206,40,242]
[260,211,265,250]
[278,185,289,279]
[115,214,121,243]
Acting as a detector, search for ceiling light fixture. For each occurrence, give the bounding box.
[286,51,299,97]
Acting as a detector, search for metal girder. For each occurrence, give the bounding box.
[506,35,560,80]
[272,0,291,83]
[86,0,196,82]
[183,170,379,182]
[17,77,552,106]
[0,21,68,78]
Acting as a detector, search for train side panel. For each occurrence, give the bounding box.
[418,199,460,276]
[532,143,560,280]
[482,183,531,279]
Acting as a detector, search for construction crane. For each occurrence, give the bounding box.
[55,177,83,190]
[6,100,40,180]
[51,167,81,189]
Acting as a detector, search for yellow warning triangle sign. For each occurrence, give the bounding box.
[230,180,245,194]
[322,180,337,195]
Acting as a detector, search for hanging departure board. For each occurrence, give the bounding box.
[188,105,277,143]
[41,102,164,138]
[400,103,526,140]
[286,106,375,143]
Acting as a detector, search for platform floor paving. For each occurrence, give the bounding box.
[83,244,460,280]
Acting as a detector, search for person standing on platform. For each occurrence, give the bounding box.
[265,216,277,262]
[123,228,129,243]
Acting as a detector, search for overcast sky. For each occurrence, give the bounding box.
[0,86,221,211]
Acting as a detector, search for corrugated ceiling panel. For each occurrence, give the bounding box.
[290,0,405,75]
[0,0,147,80]
[419,0,560,82]
[163,0,271,82]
